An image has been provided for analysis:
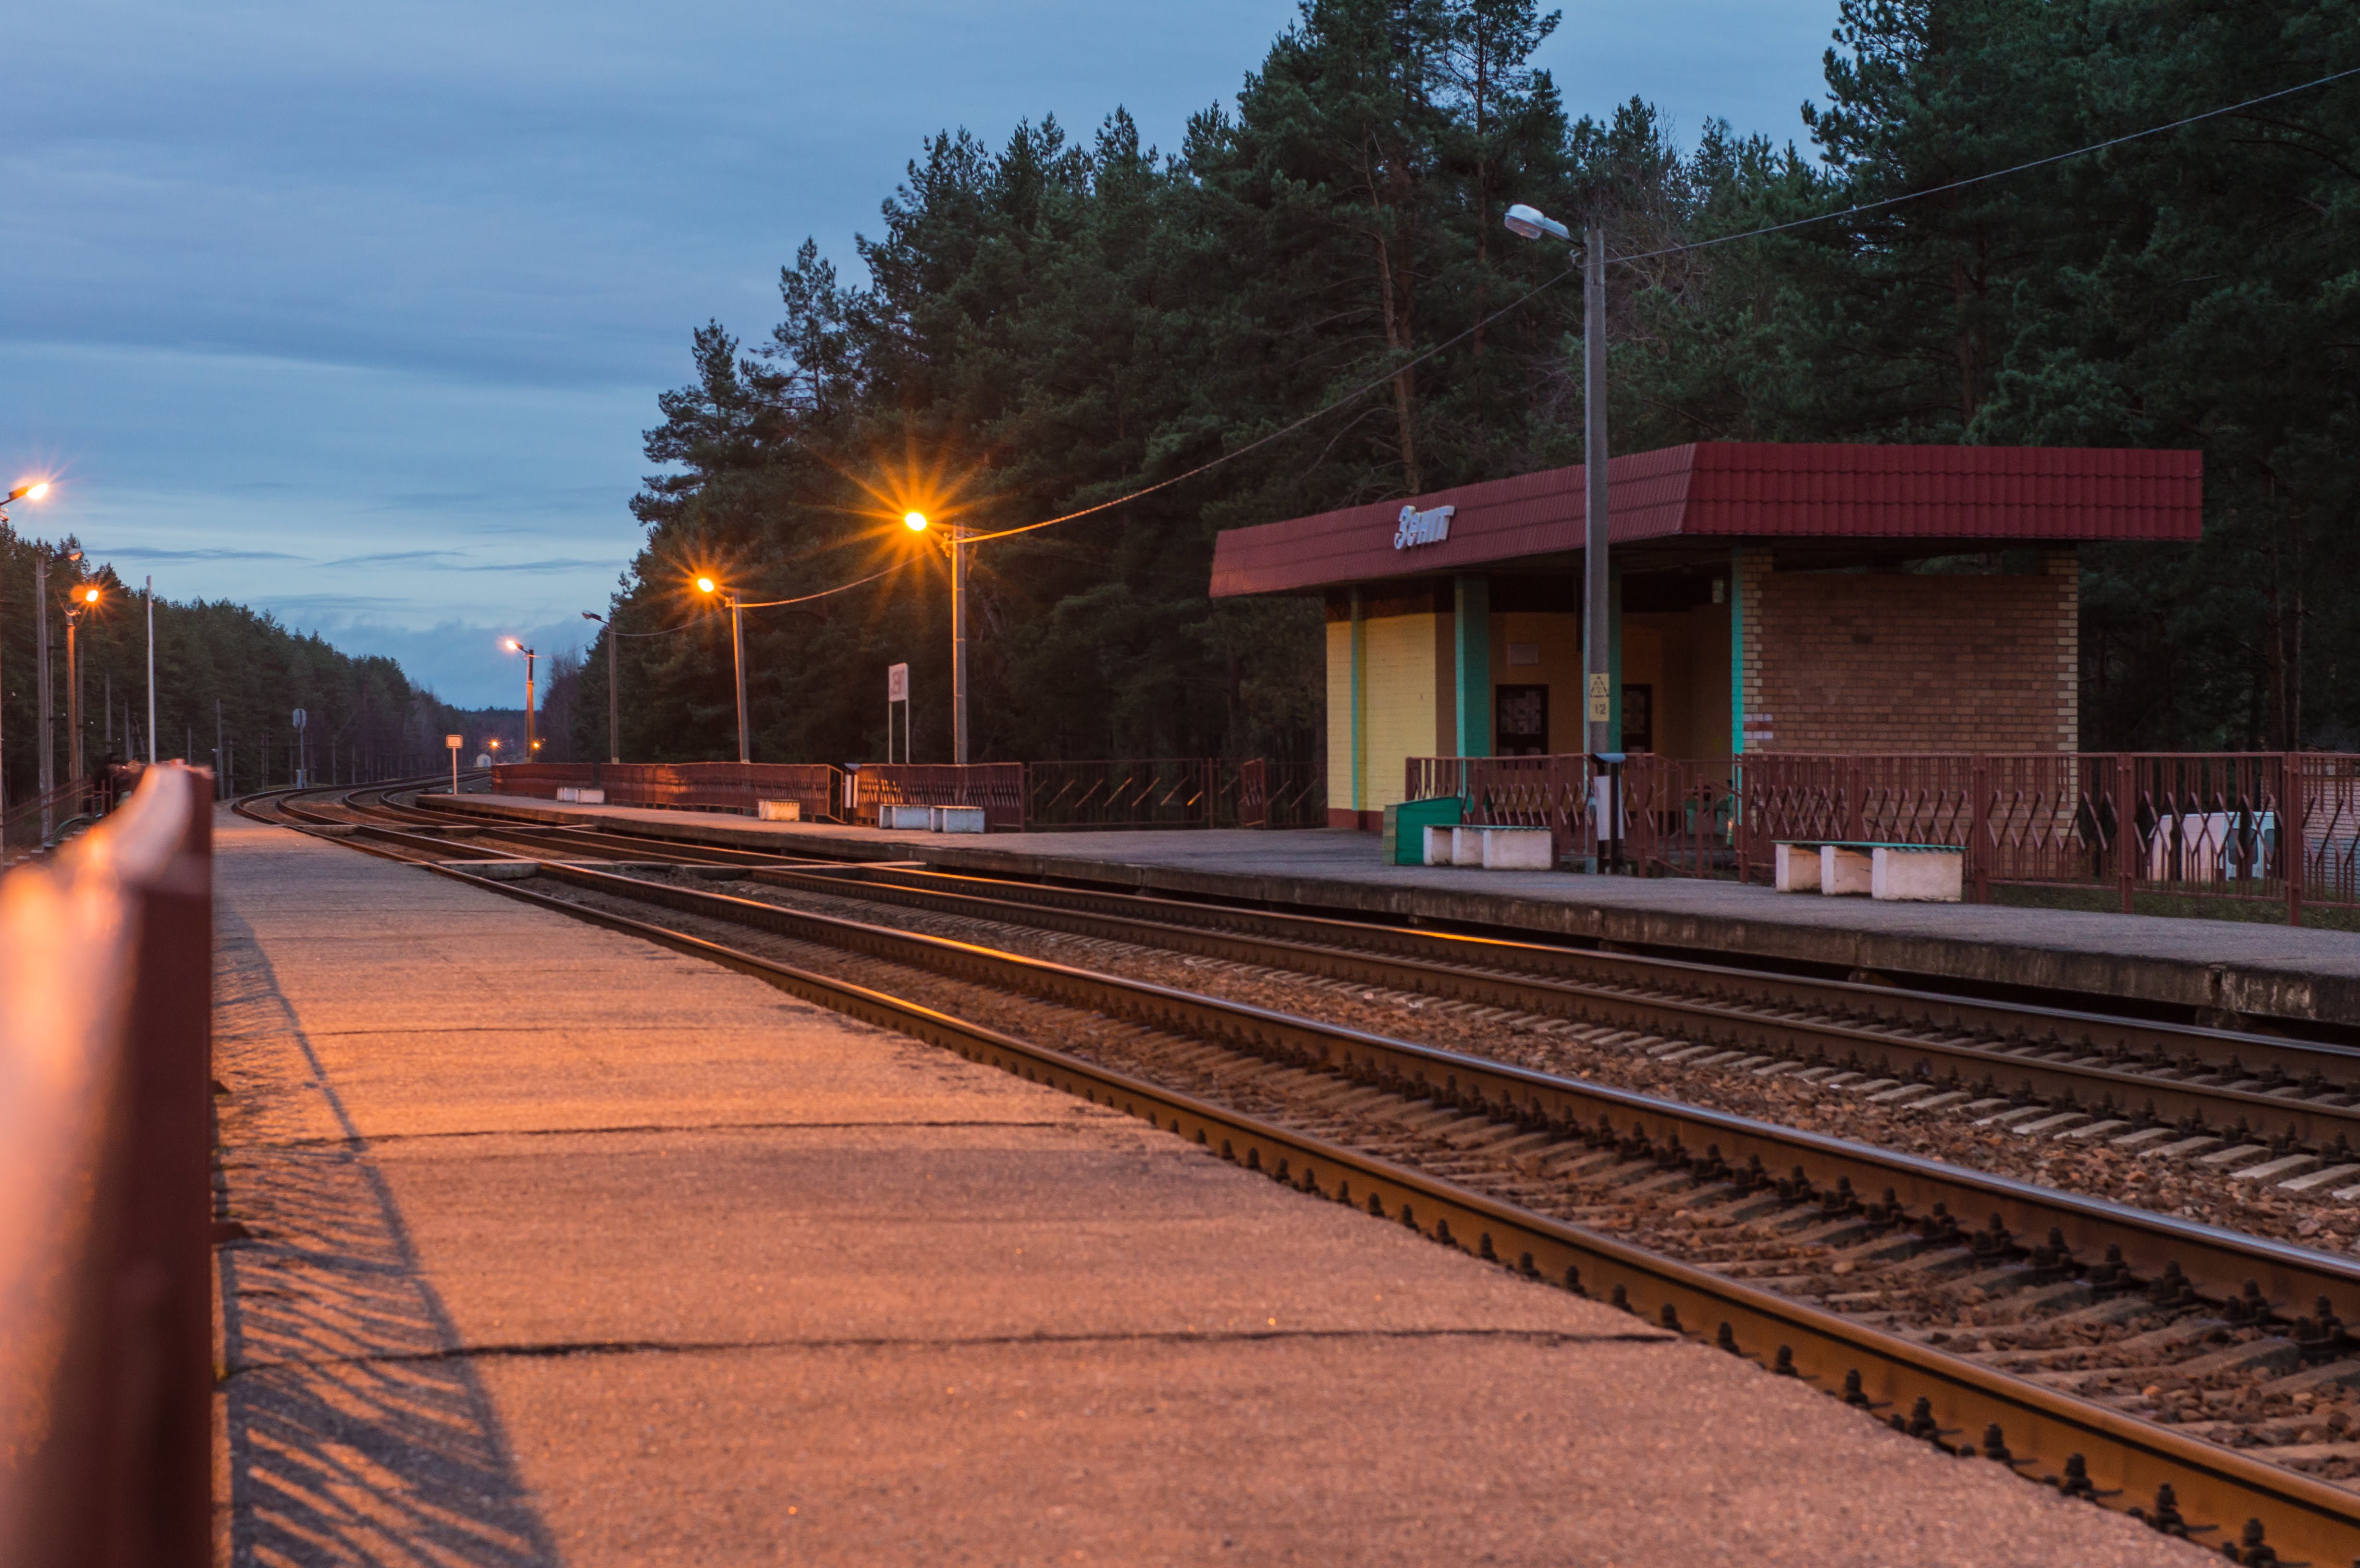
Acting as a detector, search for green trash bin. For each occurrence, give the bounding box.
[1383,796,1463,866]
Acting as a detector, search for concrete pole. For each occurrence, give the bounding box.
[216,698,224,799]
[524,649,537,760]
[64,611,81,782]
[607,626,620,763]
[729,598,749,764]
[1583,224,1612,760]
[145,576,157,764]
[951,525,969,765]
[35,555,51,835]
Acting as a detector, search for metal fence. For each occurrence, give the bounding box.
[1020,758,1327,831]
[495,757,1326,833]
[853,762,1029,830]
[0,778,96,866]
[1407,750,2360,924]
[0,764,213,1566]
[492,761,843,822]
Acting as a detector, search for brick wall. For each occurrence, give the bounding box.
[1755,549,2077,753]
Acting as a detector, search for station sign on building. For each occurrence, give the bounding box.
[1209,441,2201,829]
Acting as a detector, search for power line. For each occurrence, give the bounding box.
[1615,61,2360,267]
[709,61,2358,611]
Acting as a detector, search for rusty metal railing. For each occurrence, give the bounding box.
[0,763,213,1567]
[491,760,844,822]
[1407,748,2360,923]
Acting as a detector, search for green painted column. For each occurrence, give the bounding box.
[1729,547,1745,757]
[1349,587,1366,813]
[1454,575,1490,757]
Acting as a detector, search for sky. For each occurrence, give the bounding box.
[1,0,1841,706]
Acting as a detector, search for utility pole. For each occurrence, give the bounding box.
[1583,223,1611,759]
[608,627,620,763]
[950,521,969,764]
[35,554,51,809]
[145,576,157,764]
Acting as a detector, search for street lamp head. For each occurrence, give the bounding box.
[695,575,718,594]
[902,511,929,532]
[8,479,50,503]
[581,610,603,623]
[1503,203,1571,243]
[81,587,99,604]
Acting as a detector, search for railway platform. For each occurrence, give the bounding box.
[211,807,2201,1565]
[438,792,2360,1034]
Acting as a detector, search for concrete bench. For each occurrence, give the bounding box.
[1775,841,1963,902]
[1426,823,1554,871]
[555,786,606,804]
[756,798,801,821]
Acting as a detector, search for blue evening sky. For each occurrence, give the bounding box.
[2,0,1839,705]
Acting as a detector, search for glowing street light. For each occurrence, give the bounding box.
[900,510,970,764]
[62,582,99,782]
[503,638,537,762]
[696,576,750,763]
[0,480,53,819]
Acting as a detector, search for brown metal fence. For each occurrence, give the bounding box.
[0,777,97,865]
[1407,750,2360,924]
[854,763,1028,830]
[495,757,1325,833]
[0,764,213,1566]
[492,761,843,821]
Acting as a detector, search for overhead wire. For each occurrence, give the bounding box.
[692,61,2360,612]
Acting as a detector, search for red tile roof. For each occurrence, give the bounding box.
[1208,442,2202,597]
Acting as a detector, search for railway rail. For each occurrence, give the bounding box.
[234,781,2360,1559]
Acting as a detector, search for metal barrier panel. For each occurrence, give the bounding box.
[1025,760,1217,830]
[0,764,212,1567]
[492,761,843,821]
[855,763,1027,830]
[0,778,96,866]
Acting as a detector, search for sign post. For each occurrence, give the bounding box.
[886,663,910,763]
[446,733,463,796]
[291,707,307,788]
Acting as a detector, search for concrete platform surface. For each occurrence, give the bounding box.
[214,808,2211,1565]
[444,790,2360,1030]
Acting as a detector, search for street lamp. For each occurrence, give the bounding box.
[1504,202,1613,760]
[62,585,100,783]
[582,611,619,763]
[695,576,750,764]
[899,511,970,764]
[503,638,537,761]
[0,480,53,817]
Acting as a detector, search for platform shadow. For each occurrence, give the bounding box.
[217,906,560,1567]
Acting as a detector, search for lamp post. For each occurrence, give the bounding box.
[694,577,750,764]
[62,585,100,783]
[0,479,53,817]
[582,610,619,763]
[1504,202,1613,760]
[900,510,969,763]
[503,638,537,761]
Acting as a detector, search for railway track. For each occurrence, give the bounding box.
[240,783,2360,1558]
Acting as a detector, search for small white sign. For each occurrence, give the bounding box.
[445,733,463,749]
[1390,503,1454,550]
[887,662,910,702]
[291,707,307,730]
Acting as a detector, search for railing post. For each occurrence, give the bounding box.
[1970,754,1989,904]
[2115,753,2136,914]
[2287,751,2306,928]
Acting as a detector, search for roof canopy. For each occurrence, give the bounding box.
[1209,441,2201,598]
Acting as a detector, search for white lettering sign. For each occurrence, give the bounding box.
[887,662,910,702]
[1390,503,1455,550]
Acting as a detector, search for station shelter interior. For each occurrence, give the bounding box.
[1207,442,2202,830]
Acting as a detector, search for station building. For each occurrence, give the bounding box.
[1208,442,2201,829]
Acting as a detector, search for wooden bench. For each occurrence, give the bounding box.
[1775,841,1964,902]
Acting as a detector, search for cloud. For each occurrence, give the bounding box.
[88,544,308,562]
